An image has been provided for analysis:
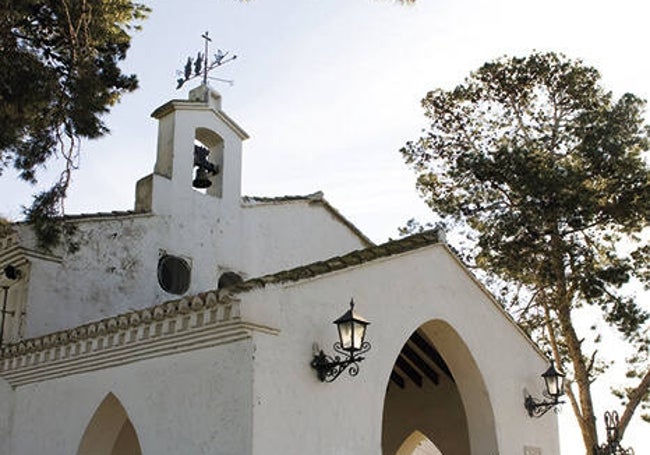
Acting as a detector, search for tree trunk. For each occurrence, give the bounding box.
[550,233,598,453]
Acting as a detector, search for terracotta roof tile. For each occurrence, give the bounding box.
[11,209,150,225]
[241,193,323,204]
[227,228,444,293]
[60,210,149,221]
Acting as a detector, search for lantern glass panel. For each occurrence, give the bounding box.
[337,320,354,351]
[544,375,559,397]
[552,375,565,398]
[351,321,367,351]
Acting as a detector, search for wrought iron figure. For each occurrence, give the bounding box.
[176,31,237,89]
[593,411,634,455]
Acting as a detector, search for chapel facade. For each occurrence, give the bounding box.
[0,85,560,455]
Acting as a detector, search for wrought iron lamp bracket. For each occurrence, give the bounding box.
[310,341,371,383]
[594,443,635,455]
[524,394,563,418]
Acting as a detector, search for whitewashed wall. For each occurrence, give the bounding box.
[240,200,369,277]
[242,244,560,455]
[0,378,13,455]
[3,243,560,455]
[21,215,160,338]
[7,340,254,455]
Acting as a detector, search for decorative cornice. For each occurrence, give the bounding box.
[0,291,278,387]
[0,231,20,250]
[0,244,62,266]
[150,100,249,140]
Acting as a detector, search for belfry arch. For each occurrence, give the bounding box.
[77,392,142,455]
[382,319,499,455]
[194,127,224,197]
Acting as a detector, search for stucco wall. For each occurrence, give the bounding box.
[241,200,369,277]
[3,242,560,455]
[17,194,367,339]
[21,215,163,338]
[0,377,14,455]
[7,339,253,455]
[242,244,559,455]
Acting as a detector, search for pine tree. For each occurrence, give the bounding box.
[402,52,650,453]
[0,0,149,248]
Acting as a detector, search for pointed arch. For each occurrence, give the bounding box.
[77,392,142,455]
[194,127,224,197]
[382,319,498,455]
[395,430,443,455]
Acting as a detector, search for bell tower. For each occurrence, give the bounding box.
[135,84,248,215]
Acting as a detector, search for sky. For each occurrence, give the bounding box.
[2,0,649,452]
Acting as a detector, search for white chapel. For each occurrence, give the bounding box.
[0,85,560,455]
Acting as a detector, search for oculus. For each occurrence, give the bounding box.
[157,255,191,295]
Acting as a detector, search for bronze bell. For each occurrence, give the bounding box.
[192,167,212,188]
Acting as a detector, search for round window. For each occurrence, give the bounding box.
[157,255,191,295]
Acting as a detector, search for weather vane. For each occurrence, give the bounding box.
[176,31,237,89]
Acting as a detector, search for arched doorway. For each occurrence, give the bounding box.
[77,393,142,455]
[396,430,443,455]
[382,320,499,455]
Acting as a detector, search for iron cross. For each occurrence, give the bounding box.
[200,31,211,85]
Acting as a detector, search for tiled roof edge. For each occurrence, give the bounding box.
[242,192,323,204]
[229,228,443,293]
[9,210,152,226]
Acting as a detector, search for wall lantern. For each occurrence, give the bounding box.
[524,361,565,417]
[310,299,371,383]
[1,265,22,347]
[594,411,635,455]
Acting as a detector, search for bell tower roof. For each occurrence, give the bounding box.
[150,85,248,140]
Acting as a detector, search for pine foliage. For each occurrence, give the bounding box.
[402,52,650,452]
[0,0,149,249]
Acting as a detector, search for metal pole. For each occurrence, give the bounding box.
[201,31,211,86]
[0,286,8,347]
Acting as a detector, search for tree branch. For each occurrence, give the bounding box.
[618,368,650,439]
[586,350,598,378]
[566,382,586,431]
